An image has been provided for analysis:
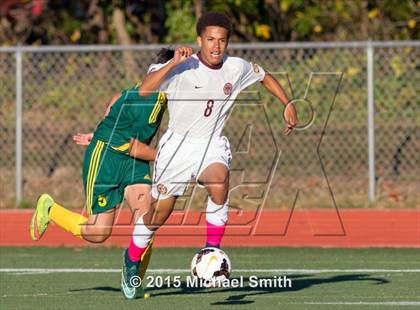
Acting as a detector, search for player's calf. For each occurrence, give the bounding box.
[80,210,115,243]
[81,225,112,243]
[144,196,176,230]
[199,162,229,205]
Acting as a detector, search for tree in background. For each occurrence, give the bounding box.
[0,0,418,45]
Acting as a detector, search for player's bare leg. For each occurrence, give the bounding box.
[198,163,229,248]
[198,163,229,204]
[30,193,116,242]
[124,184,153,220]
[83,183,154,243]
[144,196,176,229]
[31,184,152,243]
[81,209,116,243]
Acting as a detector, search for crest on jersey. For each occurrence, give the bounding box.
[98,195,107,207]
[157,183,168,195]
[252,62,260,73]
[223,83,233,95]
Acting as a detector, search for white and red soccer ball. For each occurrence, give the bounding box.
[190,247,231,282]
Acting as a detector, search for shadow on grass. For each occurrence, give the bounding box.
[209,274,389,306]
[69,273,389,306]
[70,286,120,293]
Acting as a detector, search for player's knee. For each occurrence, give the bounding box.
[82,226,112,243]
[203,172,229,187]
[87,234,110,243]
[202,174,229,205]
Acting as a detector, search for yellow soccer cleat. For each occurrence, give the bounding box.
[30,194,54,240]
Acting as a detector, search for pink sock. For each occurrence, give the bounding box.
[127,237,147,262]
[128,215,154,262]
[206,221,226,247]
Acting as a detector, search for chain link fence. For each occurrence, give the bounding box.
[0,42,419,209]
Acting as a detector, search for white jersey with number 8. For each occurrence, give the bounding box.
[149,53,266,199]
[148,53,266,139]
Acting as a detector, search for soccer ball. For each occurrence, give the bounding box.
[190,247,231,282]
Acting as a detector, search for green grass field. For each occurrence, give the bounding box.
[1,247,419,309]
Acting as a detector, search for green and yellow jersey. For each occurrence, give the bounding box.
[82,88,166,214]
[94,87,167,154]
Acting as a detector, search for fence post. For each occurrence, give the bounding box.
[367,41,375,202]
[15,49,22,205]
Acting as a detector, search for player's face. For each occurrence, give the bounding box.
[197,26,229,65]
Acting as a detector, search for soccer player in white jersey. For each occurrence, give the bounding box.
[121,12,297,298]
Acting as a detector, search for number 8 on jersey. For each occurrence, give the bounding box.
[204,100,214,117]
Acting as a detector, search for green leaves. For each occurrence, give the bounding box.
[1,0,417,45]
[164,1,197,43]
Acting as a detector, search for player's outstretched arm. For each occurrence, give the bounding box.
[129,138,157,161]
[261,73,298,135]
[138,45,193,96]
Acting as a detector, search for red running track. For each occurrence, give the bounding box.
[0,209,419,248]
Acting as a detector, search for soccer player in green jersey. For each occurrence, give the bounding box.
[30,88,166,241]
[30,48,174,299]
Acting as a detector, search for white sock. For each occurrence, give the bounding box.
[132,215,154,248]
[206,198,228,226]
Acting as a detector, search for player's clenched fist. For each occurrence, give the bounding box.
[172,46,193,65]
[283,103,298,135]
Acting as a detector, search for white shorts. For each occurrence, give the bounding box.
[151,129,232,199]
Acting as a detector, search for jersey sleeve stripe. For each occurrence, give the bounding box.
[148,92,167,124]
[148,98,161,124]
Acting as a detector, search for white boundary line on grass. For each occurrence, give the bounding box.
[304,302,420,306]
[1,268,420,275]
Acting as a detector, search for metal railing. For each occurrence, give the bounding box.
[0,41,419,208]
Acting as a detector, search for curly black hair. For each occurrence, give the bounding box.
[156,48,175,64]
[196,12,232,38]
